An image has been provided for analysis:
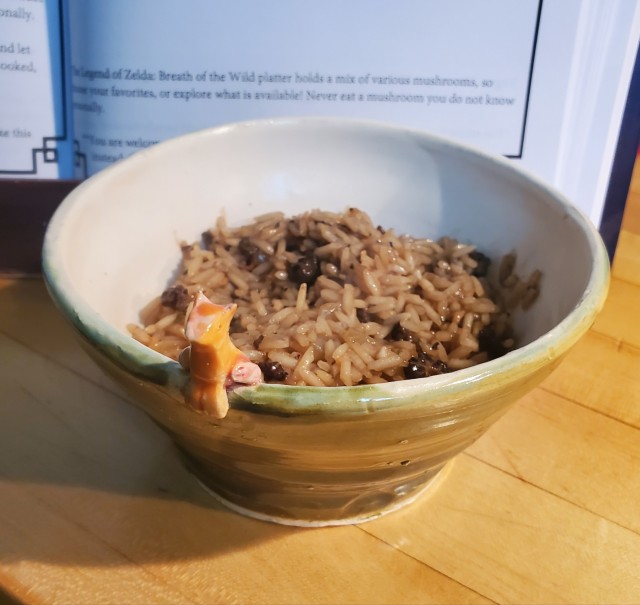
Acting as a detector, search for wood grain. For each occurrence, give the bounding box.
[467,389,640,533]
[541,331,640,427]
[591,278,640,348]
[363,455,640,604]
[612,230,640,285]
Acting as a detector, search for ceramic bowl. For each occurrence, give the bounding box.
[43,117,609,526]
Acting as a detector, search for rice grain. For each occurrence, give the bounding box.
[130,208,539,386]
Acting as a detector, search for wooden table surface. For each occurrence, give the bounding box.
[2,170,640,605]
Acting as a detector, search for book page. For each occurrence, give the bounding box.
[67,0,639,226]
[69,0,540,173]
[0,0,73,178]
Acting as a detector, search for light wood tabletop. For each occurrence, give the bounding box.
[2,166,640,605]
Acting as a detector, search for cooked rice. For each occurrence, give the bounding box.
[129,208,540,386]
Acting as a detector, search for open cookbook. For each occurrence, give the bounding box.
[1,0,639,262]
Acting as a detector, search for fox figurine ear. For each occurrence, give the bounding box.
[182,292,262,418]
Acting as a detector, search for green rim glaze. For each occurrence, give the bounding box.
[42,117,611,418]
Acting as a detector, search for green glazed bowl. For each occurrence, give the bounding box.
[42,117,609,526]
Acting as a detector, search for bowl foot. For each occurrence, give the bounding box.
[194,461,454,527]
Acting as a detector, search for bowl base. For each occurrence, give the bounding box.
[195,460,454,527]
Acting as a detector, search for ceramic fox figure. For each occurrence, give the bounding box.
[183,291,262,418]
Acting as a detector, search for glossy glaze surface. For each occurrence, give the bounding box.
[42,118,609,524]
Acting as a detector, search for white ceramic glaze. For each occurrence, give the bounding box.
[43,117,609,524]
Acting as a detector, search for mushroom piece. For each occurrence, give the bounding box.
[182,291,262,418]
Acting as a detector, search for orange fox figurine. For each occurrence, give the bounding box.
[182,291,262,418]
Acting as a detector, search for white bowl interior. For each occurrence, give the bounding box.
[49,119,596,349]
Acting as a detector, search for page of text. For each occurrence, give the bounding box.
[69,0,541,176]
[0,0,73,178]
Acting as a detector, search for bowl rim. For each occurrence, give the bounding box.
[42,116,610,414]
